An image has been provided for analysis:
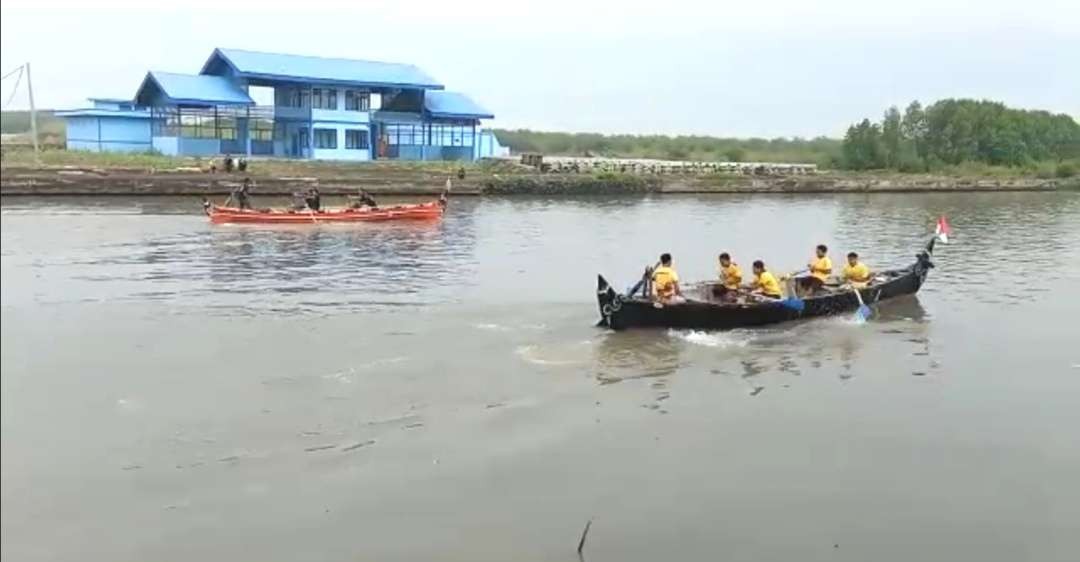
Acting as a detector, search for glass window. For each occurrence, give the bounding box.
[314,128,337,149]
[345,90,370,111]
[345,129,369,150]
[312,88,338,110]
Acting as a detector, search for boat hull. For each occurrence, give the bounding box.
[207,202,445,224]
[597,243,935,331]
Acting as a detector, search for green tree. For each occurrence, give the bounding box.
[842,119,885,170]
[724,147,746,162]
[881,106,902,168]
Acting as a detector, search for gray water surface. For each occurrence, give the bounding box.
[2,193,1079,561]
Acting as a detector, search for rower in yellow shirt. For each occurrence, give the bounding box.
[713,252,743,301]
[651,253,684,304]
[842,251,872,288]
[799,244,832,295]
[749,260,783,299]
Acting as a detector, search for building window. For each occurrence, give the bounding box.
[312,88,338,110]
[276,88,310,108]
[251,119,274,141]
[345,90,370,111]
[345,129,369,150]
[314,128,337,149]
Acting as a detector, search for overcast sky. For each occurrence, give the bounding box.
[2,0,1077,138]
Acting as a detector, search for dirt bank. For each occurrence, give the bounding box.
[1,163,1074,196]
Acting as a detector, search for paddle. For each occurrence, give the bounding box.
[852,285,871,321]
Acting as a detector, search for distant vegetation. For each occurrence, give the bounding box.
[841,99,1080,177]
[1,110,64,144]
[492,129,843,167]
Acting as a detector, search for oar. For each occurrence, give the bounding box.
[852,285,871,321]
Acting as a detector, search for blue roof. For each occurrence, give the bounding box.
[88,97,134,104]
[424,91,494,119]
[203,48,444,90]
[135,71,254,106]
[56,108,151,119]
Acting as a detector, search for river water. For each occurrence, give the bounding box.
[2,193,1079,562]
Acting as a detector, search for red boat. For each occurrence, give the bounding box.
[203,193,448,225]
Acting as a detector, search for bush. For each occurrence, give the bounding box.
[1056,162,1078,178]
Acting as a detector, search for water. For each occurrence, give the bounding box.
[2,193,1079,562]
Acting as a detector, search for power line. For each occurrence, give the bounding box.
[2,65,26,80]
[3,65,25,108]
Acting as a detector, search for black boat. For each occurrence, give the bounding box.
[596,237,938,331]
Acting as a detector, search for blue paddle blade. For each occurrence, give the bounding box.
[780,297,805,312]
[856,304,872,321]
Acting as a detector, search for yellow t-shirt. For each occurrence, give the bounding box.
[719,262,743,290]
[843,262,871,284]
[754,270,783,298]
[652,266,679,298]
[810,256,832,282]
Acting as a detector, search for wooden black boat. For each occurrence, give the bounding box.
[596,238,938,331]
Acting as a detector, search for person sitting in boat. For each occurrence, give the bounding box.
[799,244,832,295]
[349,188,378,209]
[749,260,784,299]
[713,252,743,301]
[651,253,684,304]
[843,252,872,288]
[304,187,321,211]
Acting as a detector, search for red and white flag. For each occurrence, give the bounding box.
[935,216,952,243]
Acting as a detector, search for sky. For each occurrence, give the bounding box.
[2,0,1077,138]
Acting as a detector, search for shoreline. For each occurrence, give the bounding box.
[1,163,1075,197]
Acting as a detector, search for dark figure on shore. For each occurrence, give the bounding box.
[350,189,378,209]
[223,154,235,173]
[305,187,321,211]
[237,158,248,173]
[457,166,466,180]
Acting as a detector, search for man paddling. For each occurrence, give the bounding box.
[714,252,743,301]
[229,177,253,210]
[651,253,684,304]
[749,260,784,299]
[843,252,872,288]
[799,244,832,295]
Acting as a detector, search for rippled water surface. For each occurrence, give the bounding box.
[3,193,1079,561]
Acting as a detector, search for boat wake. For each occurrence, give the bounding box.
[667,329,752,348]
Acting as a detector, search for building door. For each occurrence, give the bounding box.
[292,127,309,158]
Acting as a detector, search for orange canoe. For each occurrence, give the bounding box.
[205,199,446,224]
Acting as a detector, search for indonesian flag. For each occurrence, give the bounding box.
[935,216,952,244]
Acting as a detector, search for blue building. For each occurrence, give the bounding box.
[56,48,506,161]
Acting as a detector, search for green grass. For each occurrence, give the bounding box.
[0,145,493,179]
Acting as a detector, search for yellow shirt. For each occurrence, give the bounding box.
[809,256,832,282]
[652,266,679,299]
[843,261,871,285]
[719,262,743,290]
[754,270,783,298]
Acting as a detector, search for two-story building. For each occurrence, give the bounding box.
[56,48,506,161]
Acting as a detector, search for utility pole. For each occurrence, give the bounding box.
[26,62,40,161]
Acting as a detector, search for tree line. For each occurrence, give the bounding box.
[842,99,1080,171]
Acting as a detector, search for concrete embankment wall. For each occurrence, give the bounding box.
[0,165,1072,196]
